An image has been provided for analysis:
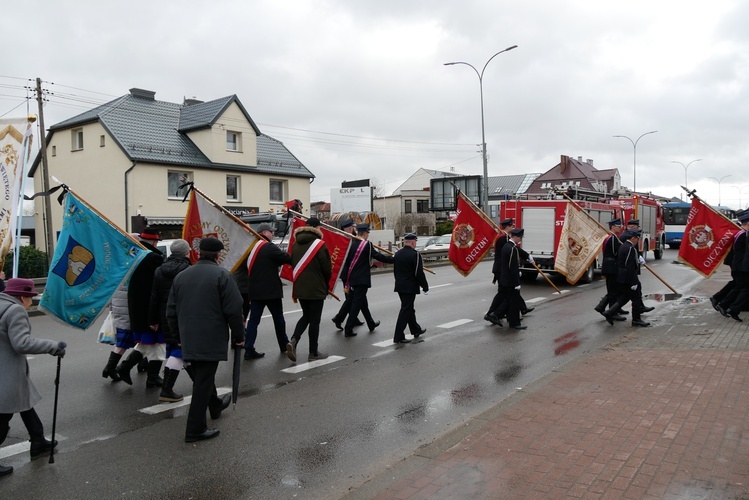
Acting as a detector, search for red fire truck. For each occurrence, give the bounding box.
[498,192,665,283]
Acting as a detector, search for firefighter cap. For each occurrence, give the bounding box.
[737,210,749,224]
[624,229,642,239]
[510,228,524,238]
[608,218,622,227]
[500,218,514,228]
[627,219,640,227]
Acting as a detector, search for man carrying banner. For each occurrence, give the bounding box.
[342,223,394,338]
[594,219,627,320]
[603,229,651,327]
[244,223,293,360]
[331,219,364,330]
[392,233,429,343]
[497,228,527,330]
[719,210,749,321]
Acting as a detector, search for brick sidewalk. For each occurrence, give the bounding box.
[347,270,749,499]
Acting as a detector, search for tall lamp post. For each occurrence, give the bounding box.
[708,175,732,206]
[728,185,749,210]
[671,159,702,190]
[613,130,658,192]
[445,45,518,214]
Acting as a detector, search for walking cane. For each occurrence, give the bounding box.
[49,355,61,464]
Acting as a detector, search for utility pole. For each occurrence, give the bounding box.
[35,77,55,267]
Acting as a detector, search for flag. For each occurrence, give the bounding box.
[39,192,148,330]
[678,197,741,278]
[182,188,258,272]
[448,191,498,277]
[0,118,32,267]
[554,203,610,284]
[281,217,352,293]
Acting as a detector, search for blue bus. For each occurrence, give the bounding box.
[663,201,691,249]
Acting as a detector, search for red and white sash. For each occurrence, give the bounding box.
[292,239,326,281]
[345,240,369,288]
[246,240,268,275]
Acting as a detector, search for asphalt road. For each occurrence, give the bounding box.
[0,248,701,499]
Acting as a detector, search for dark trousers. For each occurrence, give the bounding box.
[727,272,749,313]
[489,283,528,316]
[246,298,288,352]
[713,277,735,303]
[604,275,619,307]
[292,299,325,354]
[615,283,645,320]
[0,408,45,445]
[186,360,220,436]
[394,293,421,341]
[487,282,506,315]
[495,286,521,326]
[344,286,375,334]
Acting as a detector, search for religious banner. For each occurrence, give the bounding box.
[448,191,498,277]
[554,203,610,284]
[678,197,741,278]
[0,117,33,268]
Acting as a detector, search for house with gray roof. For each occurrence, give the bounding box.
[524,155,620,199]
[29,88,314,243]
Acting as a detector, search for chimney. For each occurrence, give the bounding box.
[129,88,155,100]
[587,158,594,166]
[183,97,204,106]
[577,156,583,162]
[560,154,569,173]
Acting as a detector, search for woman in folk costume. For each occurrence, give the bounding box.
[0,278,67,477]
[287,218,332,362]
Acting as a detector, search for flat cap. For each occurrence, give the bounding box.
[257,223,273,233]
[199,237,224,252]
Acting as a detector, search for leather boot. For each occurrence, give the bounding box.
[594,296,608,314]
[102,352,122,381]
[602,302,624,326]
[115,350,143,386]
[137,356,149,373]
[146,360,164,388]
[159,368,183,402]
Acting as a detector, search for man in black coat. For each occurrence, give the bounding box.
[497,228,527,330]
[392,233,429,344]
[331,219,364,330]
[244,223,293,360]
[342,223,394,337]
[486,220,534,326]
[721,211,749,321]
[603,229,651,327]
[594,219,627,321]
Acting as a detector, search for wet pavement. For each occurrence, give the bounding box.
[345,268,749,499]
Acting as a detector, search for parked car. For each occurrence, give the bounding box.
[415,236,438,252]
[423,234,452,251]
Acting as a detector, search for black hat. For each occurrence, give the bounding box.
[356,223,370,233]
[738,211,749,224]
[139,228,159,241]
[306,217,321,227]
[627,219,640,227]
[624,229,642,239]
[404,233,418,241]
[608,218,622,227]
[510,228,524,237]
[500,218,514,227]
[199,237,224,252]
[341,219,355,229]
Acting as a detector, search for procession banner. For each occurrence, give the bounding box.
[448,191,498,277]
[182,188,258,272]
[0,118,32,268]
[554,203,609,284]
[40,192,148,330]
[678,197,740,278]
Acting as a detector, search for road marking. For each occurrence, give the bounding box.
[139,387,231,415]
[438,319,473,329]
[281,355,345,374]
[372,335,421,347]
[0,435,66,459]
[526,297,546,304]
[430,283,452,289]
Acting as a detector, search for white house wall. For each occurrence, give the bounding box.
[185,102,258,166]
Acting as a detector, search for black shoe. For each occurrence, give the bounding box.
[344,332,357,337]
[509,324,527,330]
[632,319,651,327]
[209,394,231,420]
[394,339,411,344]
[159,387,184,403]
[521,307,534,315]
[612,315,627,321]
[244,350,265,360]
[484,313,503,327]
[369,321,380,332]
[414,328,426,339]
[638,306,655,314]
[718,304,730,317]
[593,303,606,314]
[354,319,365,327]
[185,428,220,443]
[0,464,12,476]
[102,352,122,382]
[30,438,57,459]
[728,310,743,322]
[710,296,720,311]
[332,319,343,330]
[619,309,630,315]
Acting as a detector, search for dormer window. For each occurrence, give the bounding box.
[226,131,241,152]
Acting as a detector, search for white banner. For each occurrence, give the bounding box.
[0,118,33,266]
[554,203,609,284]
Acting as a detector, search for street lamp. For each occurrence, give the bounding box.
[445,44,518,214]
[708,175,732,206]
[729,185,749,210]
[671,159,702,190]
[613,130,658,192]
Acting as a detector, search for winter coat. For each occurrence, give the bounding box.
[128,243,163,332]
[291,226,332,300]
[149,255,191,342]
[0,294,58,413]
[343,239,393,288]
[247,238,292,301]
[109,283,130,330]
[393,245,428,294]
[166,259,245,362]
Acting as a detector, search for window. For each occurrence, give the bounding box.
[404,199,412,213]
[72,128,83,151]
[226,175,240,201]
[226,131,241,152]
[417,199,429,213]
[100,135,105,147]
[168,171,192,199]
[269,179,285,203]
[51,145,56,157]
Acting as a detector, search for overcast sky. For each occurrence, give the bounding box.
[4,0,749,209]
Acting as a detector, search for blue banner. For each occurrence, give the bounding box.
[40,192,147,330]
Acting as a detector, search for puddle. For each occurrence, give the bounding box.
[642,293,684,302]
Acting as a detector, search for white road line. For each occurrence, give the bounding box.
[526,297,546,304]
[139,387,231,415]
[438,319,473,329]
[0,435,66,459]
[281,355,345,374]
[429,283,452,289]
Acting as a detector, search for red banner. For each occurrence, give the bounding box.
[280,218,353,293]
[678,197,741,278]
[448,192,498,277]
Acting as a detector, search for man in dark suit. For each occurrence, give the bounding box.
[603,229,651,327]
[244,223,293,360]
[331,219,364,330]
[498,228,527,330]
[392,233,429,344]
[721,210,749,321]
[594,219,627,321]
[486,220,534,326]
[342,223,394,337]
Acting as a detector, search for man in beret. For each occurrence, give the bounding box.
[603,230,651,327]
[341,223,394,337]
[594,219,627,321]
[392,234,428,343]
[331,219,364,330]
[167,237,245,442]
